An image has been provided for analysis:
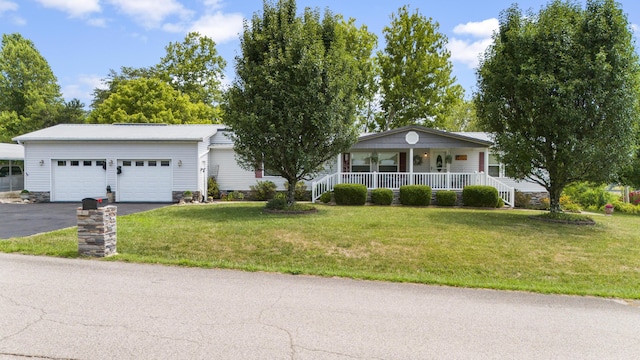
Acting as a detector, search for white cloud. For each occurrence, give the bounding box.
[61,74,104,104]
[202,0,223,11]
[453,18,499,38]
[0,0,18,14]
[449,18,499,69]
[107,0,192,29]
[448,37,493,68]
[188,12,243,43]
[34,0,100,18]
[632,24,639,33]
[0,0,24,25]
[87,17,107,27]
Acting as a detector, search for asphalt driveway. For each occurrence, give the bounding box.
[0,202,171,239]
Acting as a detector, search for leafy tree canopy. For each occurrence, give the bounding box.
[87,78,216,124]
[90,32,225,123]
[475,0,640,212]
[224,0,371,204]
[373,5,463,131]
[0,33,64,142]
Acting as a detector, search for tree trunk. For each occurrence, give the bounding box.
[548,185,562,213]
[286,179,297,207]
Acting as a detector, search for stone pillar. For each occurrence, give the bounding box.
[77,205,117,257]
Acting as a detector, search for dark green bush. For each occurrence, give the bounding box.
[371,188,393,205]
[319,191,332,203]
[333,184,367,205]
[284,180,309,201]
[265,193,287,210]
[463,186,499,207]
[399,185,431,206]
[250,180,277,200]
[436,191,457,206]
[207,177,220,199]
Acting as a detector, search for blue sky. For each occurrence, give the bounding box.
[1,0,638,107]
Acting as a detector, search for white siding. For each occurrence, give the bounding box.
[449,148,483,173]
[209,147,287,191]
[23,141,201,195]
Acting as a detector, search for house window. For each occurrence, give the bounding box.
[378,152,398,172]
[57,161,66,166]
[148,161,157,166]
[135,161,144,166]
[83,161,92,166]
[96,161,105,167]
[264,167,280,177]
[351,152,370,172]
[160,160,170,166]
[489,154,501,177]
[70,161,79,166]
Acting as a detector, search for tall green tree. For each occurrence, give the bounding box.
[0,33,63,141]
[59,98,87,124]
[475,0,640,213]
[155,32,226,106]
[90,67,154,110]
[87,78,215,124]
[224,0,369,204]
[375,5,463,131]
[441,100,480,132]
[90,32,225,123]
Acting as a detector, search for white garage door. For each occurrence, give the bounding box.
[53,160,107,202]
[117,160,172,202]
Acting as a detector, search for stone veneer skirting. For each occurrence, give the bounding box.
[77,205,117,257]
[28,191,50,203]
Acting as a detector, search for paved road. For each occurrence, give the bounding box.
[0,203,170,239]
[1,253,639,359]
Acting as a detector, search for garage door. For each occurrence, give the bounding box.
[117,160,172,202]
[53,160,107,202]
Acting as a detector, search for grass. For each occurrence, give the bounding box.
[1,203,640,299]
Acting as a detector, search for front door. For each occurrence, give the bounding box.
[432,152,446,173]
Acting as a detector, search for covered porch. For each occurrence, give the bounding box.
[311,126,514,205]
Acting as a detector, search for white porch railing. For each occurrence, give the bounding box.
[312,172,515,206]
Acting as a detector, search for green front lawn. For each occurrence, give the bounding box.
[2,203,639,299]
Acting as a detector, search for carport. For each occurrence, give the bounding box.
[0,143,24,192]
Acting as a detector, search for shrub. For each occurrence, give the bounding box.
[560,195,581,213]
[284,180,309,201]
[207,177,220,199]
[399,185,431,206]
[436,191,457,206]
[462,185,499,207]
[250,180,277,200]
[612,201,640,214]
[630,190,640,205]
[371,188,393,205]
[496,198,505,208]
[333,184,367,205]
[514,190,532,208]
[223,191,245,201]
[563,182,617,208]
[319,191,332,203]
[265,193,287,210]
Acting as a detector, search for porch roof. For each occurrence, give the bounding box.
[352,125,493,150]
[0,143,24,160]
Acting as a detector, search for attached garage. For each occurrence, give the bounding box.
[52,159,107,201]
[117,159,172,202]
[13,124,223,203]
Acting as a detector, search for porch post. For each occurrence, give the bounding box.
[8,159,13,192]
[484,150,489,175]
[409,148,414,185]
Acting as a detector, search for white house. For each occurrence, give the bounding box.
[13,123,546,205]
[13,124,223,202]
